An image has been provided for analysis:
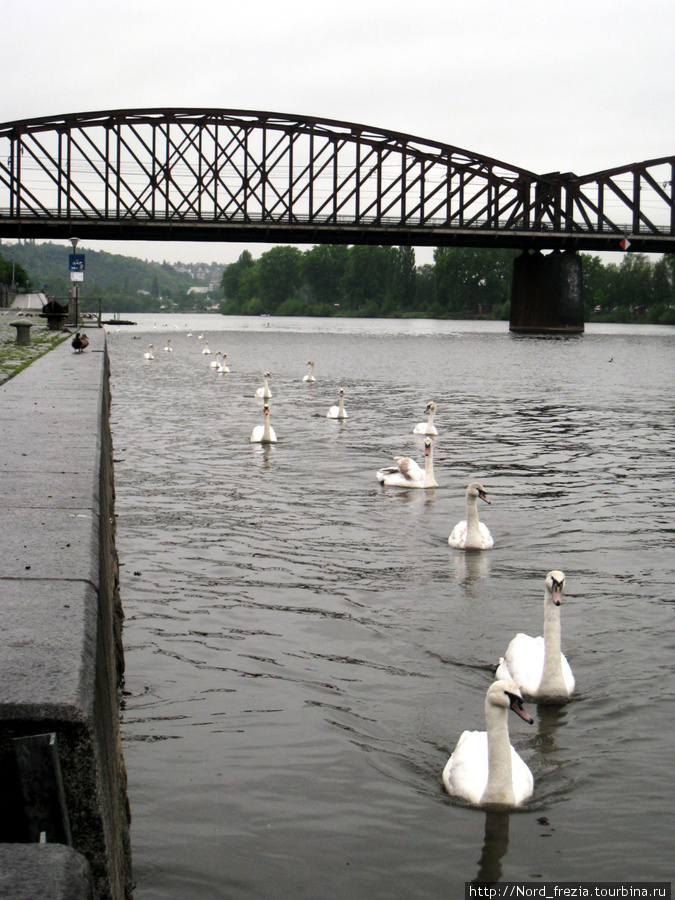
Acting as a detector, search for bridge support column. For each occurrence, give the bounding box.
[509,250,584,333]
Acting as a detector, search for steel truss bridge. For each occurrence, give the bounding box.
[0,108,673,253]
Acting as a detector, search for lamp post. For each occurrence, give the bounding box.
[69,238,83,326]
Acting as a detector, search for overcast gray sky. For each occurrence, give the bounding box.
[2,0,673,267]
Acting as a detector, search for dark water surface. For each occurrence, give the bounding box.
[107,316,675,898]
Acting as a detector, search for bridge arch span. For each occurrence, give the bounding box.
[0,109,673,253]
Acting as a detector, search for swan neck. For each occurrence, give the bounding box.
[465,493,482,541]
[427,407,436,426]
[338,396,344,415]
[423,447,435,486]
[540,595,565,694]
[482,701,515,806]
[263,414,272,441]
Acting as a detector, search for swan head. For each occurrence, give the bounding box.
[339,388,345,397]
[426,401,436,412]
[545,570,565,606]
[424,437,433,456]
[307,360,314,365]
[468,482,490,504]
[264,371,270,378]
[488,679,534,724]
[263,402,270,416]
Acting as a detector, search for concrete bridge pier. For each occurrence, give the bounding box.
[509,250,584,333]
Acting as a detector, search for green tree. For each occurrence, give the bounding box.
[611,253,654,312]
[256,246,304,312]
[415,264,437,315]
[221,250,255,302]
[0,254,29,288]
[340,245,394,312]
[302,244,349,305]
[433,247,515,316]
[581,253,609,314]
[391,246,417,310]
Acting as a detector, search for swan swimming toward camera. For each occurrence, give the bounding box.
[250,402,277,443]
[413,401,438,435]
[327,389,347,419]
[448,483,494,550]
[210,352,220,369]
[496,571,575,703]
[201,340,211,354]
[442,679,534,808]
[303,360,316,382]
[143,344,154,360]
[164,339,172,352]
[255,372,272,399]
[376,437,437,488]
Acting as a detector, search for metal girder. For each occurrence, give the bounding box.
[0,109,673,252]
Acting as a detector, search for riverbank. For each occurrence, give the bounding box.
[0,311,70,385]
[0,329,132,900]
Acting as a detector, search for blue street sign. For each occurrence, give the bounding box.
[69,253,85,272]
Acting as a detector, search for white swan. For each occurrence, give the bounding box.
[220,353,230,373]
[210,352,220,369]
[376,437,438,488]
[413,401,438,435]
[250,402,277,443]
[201,340,211,355]
[164,339,172,352]
[495,571,575,703]
[327,389,347,419]
[442,679,534,808]
[143,344,154,360]
[303,360,316,382]
[448,483,494,550]
[255,372,272,399]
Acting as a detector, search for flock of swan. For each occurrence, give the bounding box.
[141,332,574,810]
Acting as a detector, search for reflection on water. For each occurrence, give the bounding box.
[108,316,675,899]
[472,812,510,884]
[451,550,492,587]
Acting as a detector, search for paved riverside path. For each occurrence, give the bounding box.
[0,328,131,900]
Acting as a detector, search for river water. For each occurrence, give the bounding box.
[106,315,675,899]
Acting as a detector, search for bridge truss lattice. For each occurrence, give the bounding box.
[0,109,673,252]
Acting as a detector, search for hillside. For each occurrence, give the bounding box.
[0,240,225,313]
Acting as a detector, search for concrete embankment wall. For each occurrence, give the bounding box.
[0,329,132,900]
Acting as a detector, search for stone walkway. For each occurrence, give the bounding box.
[0,310,72,384]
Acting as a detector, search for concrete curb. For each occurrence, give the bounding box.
[0,330,132,900]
